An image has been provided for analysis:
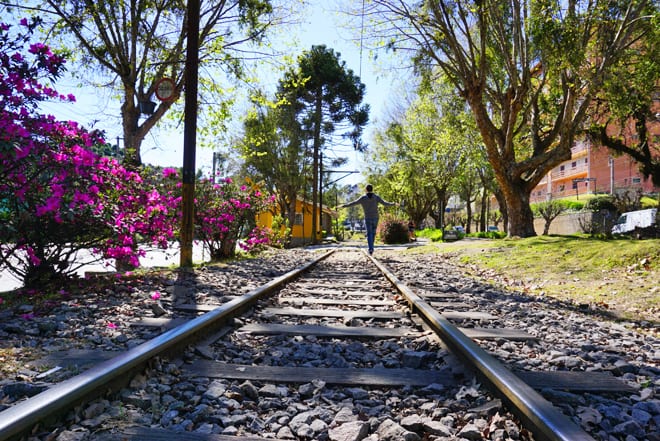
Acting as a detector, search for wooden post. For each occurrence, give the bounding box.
[180,0,200,268]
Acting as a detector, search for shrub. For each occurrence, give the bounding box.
[563,200,585,211]
[377,215,409,244]
[579,213,615,237]
[531,199,583,214]
[585,196,617,213]
[472,231,506,239]
[417,228,443,242]
[640,196,658,209]
[266,215,290,249]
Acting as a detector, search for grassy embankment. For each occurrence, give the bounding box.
[413,231,659,327]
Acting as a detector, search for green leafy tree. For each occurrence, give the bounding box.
[364,0,652,237]
[2,0,279,167]
[239,95,309,242]
[585,6,660,188]
[280,45,369,243]
[367,94,441,228]
[535,200,567,235]
[376,118,438,229]
[369,77,487,230]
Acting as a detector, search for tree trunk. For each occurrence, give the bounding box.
[429,211,440,229]
[277,193,297,248]
[465,198,473,234]
[493,189,507,233]
[543,222,551,235]
[120,89,143,168]
[432,186,448,229]
[504,185,537,237]
[120,87,169,169]
[286,197,296,227]
[479,188,488,232]
[284,198,296,247]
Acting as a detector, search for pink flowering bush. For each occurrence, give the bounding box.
[0,19,180,288]
[195,177,275,259]
[0,18,278,292]
[239,225,275,254]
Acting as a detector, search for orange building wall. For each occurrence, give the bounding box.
[255,199,334,243]
[530,110,660,203]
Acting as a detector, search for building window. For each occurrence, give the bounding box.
[584,157,588,163]
[560,165,565,172]
[294,213,303,225]
[632,177,641,184]
[572,161,576,168]
[559,184,565,192]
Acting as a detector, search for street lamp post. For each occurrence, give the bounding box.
[572,178,596,200]
[609,156,614,195]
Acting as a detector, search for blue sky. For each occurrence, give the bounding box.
[39,2,405,186]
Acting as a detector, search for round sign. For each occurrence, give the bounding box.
[155,78,176,102]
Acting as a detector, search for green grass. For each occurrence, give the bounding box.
[417,227,506,241]
[412,233,660,326]
[478,235,659,269]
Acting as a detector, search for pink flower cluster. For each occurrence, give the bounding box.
[0,19,180,286]
[195,178,275,259]
[239,225,274,253]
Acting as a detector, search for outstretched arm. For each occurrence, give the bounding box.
[376,195,396,206]
[340,196,363,209]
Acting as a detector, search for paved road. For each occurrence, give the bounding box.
[0,242,207,293]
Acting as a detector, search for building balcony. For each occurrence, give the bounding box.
[551,164,589,180]
[571,143,589,158]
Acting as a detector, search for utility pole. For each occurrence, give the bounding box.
[179,0,200,268]
[325,170,360,234]
[319,151,323,241]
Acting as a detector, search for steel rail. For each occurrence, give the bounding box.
[0,249,335,441]
[368,252,596,441]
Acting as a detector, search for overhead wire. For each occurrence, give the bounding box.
[359,0,365,78]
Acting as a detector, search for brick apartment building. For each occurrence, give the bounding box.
[530,104,660,204]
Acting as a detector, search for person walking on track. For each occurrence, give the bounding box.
[340,184,396,255]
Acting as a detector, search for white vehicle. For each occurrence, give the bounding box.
[611,208,658,234]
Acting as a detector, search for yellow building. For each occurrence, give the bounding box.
[256,198,336,246]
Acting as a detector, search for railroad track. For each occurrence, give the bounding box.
[0,247,645,441]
